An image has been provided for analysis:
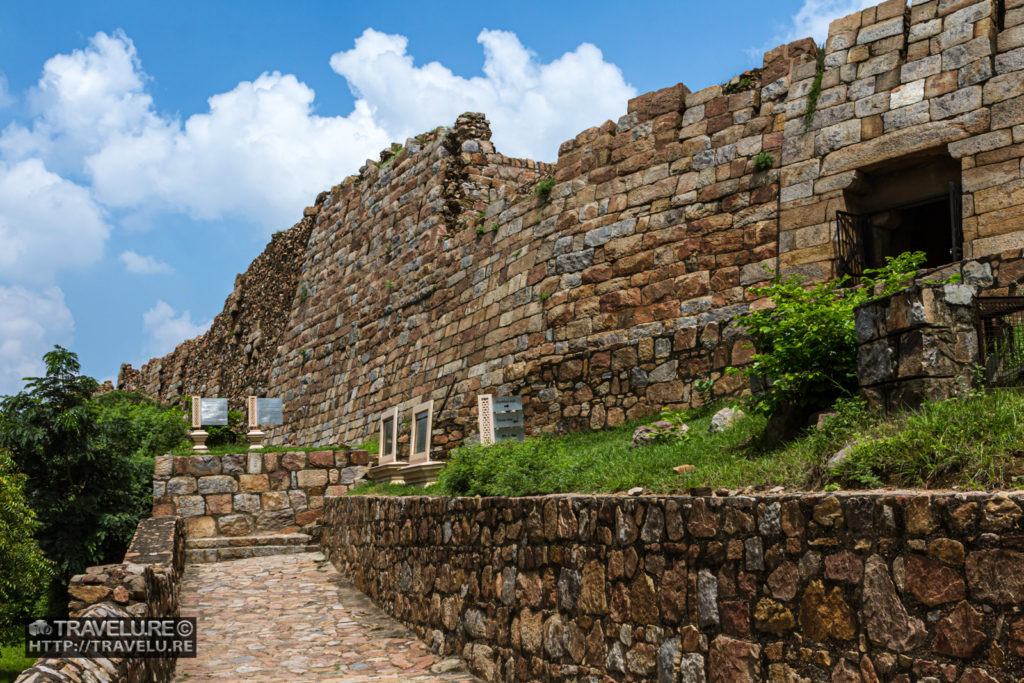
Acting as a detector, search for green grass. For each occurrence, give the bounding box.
[347,390,1024,497]
[829,390,1024,490]
[1,641,34,683]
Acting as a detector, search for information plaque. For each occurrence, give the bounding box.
[199,398,228,426]
[256,398,283,426]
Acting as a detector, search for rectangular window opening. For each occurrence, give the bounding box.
[837,153,963,280]
[378,407,400,464]
[409,399,434,464]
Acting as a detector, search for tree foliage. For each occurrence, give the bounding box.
[0,449,52,644]
[731,252,927,419]
[0,347,188,593]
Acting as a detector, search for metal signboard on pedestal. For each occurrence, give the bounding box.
[478,395,525,445]
[199,398,228,426]
[255,398,283,426]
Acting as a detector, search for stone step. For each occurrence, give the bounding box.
[185,543,320,564]
[185,533,319,563]
[185,532,311,549]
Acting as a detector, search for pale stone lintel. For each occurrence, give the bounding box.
[820,110,991,175]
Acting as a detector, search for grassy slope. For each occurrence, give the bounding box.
[0,642,34,683]
[350,389,1024,497]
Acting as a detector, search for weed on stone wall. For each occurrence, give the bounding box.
[534,177,555,200]
[803,44,826,131]
[754,151,774,172]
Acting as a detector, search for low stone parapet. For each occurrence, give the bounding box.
[856,281,980,411]
[153,449,368,539]
[324,492,1024,682]
[15,516,185,683]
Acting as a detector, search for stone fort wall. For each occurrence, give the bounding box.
[121,0,1024,452]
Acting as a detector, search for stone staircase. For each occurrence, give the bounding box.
[185,532,318,564]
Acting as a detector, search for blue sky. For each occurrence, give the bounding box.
[0,0,879,393]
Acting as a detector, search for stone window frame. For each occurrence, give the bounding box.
[409,399,434,464]
[378,407,400,465]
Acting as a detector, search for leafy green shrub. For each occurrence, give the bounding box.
[730,252,925,420]
[0,449,52,644]
[438,438,574,497]
[534,178,555,199]
[0,347,187,590]
[205,410,246,449]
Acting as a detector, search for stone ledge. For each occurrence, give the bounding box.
[185,532,312,549]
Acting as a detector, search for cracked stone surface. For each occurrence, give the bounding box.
[173,553,477,681]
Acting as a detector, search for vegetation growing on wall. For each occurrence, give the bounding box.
[533,177,555,200]
[803,44,826,130]
[728,252,926,428]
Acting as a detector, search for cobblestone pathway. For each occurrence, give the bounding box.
[173,552,477,682]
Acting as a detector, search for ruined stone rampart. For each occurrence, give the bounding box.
[324,491,1024,682]
[15,516,185,683]
[121,0,1024,452]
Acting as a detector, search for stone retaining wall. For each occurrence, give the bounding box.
[324,493,1024,682]
[855,252,1024,411]
[15,516,185,683]
[152,449,368,539]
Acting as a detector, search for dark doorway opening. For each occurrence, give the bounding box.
[837,153,963,280]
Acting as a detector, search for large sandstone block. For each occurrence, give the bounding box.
[197,475,238,495]
[238,474,269,492]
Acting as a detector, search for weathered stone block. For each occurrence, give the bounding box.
[233,493,261,513]
[261,491,291,511]
[187,455,221,476]
[197,475,237,494]
[166,476,197,496]
[175,495,205,517]
[221,453,246,475]
[238,474,269,493]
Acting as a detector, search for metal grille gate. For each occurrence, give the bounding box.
[977,297,1024,386]
[834,182,964,280]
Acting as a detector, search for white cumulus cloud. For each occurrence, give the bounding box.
[783,0,902,43]
[0,158,110,284]
[119,250,172,274]
[330,28,635,161]
[0,286,74,395]
[87,71,391,230]
[141,300,210,360]
[2,29,634,235]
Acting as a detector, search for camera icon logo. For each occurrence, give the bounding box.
[28,620,52,636]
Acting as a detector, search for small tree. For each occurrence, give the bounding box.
[730,252,927,434]
[0,347,186,589]
[0,449,52,643]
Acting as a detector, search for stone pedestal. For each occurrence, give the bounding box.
[189,430,209,452]
[402,461,446,487]
[366,462,407,485]
[246,429,265,451]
